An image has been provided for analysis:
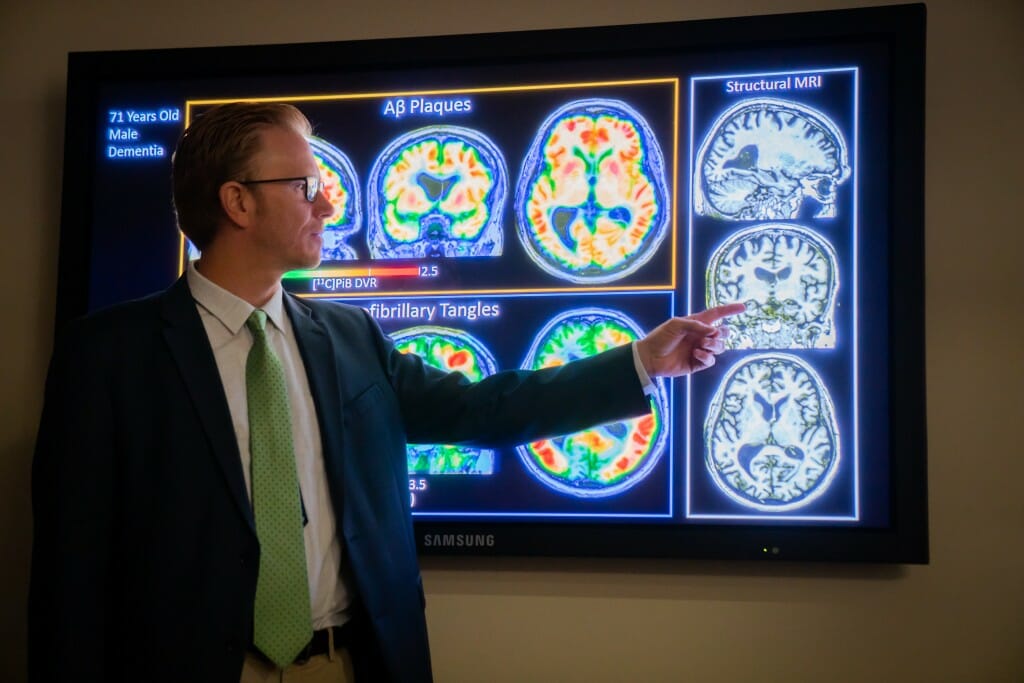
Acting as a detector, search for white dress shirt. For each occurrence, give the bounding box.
[187,262,349,630]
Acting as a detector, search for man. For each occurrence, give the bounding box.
[29,102,743,682]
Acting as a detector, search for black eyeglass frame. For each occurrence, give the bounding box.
[238,175,323,202]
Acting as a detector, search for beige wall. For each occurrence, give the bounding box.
[1,0,1021,680]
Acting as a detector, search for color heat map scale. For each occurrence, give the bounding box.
[368,126,506,259]
[516,99,670,284]
[517,308,668,497]
[393,326,498,475]
[309,136,361,261]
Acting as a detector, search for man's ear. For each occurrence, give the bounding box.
[219,181,254,228]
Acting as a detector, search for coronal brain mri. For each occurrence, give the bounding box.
[517,308,668,497]
[694,98,850,221]
[516,99,670,283]
[704,353,840,511]
[309,136,362,261]
[707,223,839,349]
[367,126,507,259]
[393,325,499,475]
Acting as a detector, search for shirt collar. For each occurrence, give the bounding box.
[186,260,286,335]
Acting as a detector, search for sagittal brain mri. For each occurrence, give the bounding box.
[707,224,839,349]
[694,98,850,221]
[517,308,668,497]
[367,126,507,259]
[309,136,362,261]
[393,325,499,475]
[516,99,670,283]
[704,353,840,511]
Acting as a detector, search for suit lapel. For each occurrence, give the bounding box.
[160,276,256,534]
[284,295,346,502]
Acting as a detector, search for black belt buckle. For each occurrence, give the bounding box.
[292,632,323,665]
[293,622,352,665]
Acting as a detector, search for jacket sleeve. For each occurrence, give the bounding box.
[367,311,653,448]
[29,322,117,680]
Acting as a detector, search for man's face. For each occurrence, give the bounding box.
[243,125,333,273]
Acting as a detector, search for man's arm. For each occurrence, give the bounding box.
[352,302,746,449]
[29,324,116,680]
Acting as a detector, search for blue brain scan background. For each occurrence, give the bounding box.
[707,223,839,349]
[516,307,669,498]
[694,97,851,221]
[704,353,840,511]
[515,98,670,283]
[309,136,362,261]
[367,126,507,259]
[392,325,499,475]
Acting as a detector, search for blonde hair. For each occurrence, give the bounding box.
[171,102,312,250]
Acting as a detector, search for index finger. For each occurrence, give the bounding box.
[691,303,747,325]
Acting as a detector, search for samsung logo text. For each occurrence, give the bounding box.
[423,533,495,548]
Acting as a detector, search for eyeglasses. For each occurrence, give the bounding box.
[238,175,323,202]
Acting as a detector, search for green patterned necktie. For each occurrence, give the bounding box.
[245,309,312,668]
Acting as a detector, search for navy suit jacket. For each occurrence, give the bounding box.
[29,276,650,682]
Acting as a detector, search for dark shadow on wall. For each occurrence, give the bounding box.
[0,81,69,683]
[0,436,35,682]
[420,554,906,602]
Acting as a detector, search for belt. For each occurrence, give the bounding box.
[296,621,355,663]
[252,620,356,666]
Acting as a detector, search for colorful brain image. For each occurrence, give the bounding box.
[694,98,851,221]
[707,224,839,349]
[309,136,361,261]
[516,308,668,497]
[704,353,840,511]
[393,325,499,475]
[515,99,670,284]
[367,126,507,259]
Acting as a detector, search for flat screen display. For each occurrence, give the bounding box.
[58,4,927,561]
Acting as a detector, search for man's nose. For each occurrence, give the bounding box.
[313,189,333,218]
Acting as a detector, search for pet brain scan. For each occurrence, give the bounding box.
[393,326,499,475]
[707,224,839,349]
[694,98,850,221]
[367,126,507,259]
[517,308,669,497]
[515,99,670,283]
[309,136,362,261]
[704,353,840,511]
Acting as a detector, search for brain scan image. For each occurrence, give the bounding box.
[704,353,840,511]
[393,326,499,475]
[309,136,362,261]
[707,224,839,349]
[515,99,670,283]
[516,308,668,497]
[694,98,851,221]
[367,126,507,259]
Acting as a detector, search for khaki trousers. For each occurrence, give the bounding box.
[240,631,355,683]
